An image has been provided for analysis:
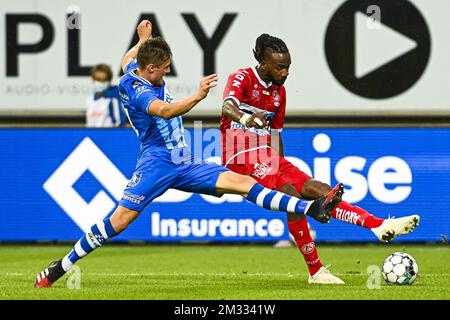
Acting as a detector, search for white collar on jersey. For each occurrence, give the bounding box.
[251,66,272,88]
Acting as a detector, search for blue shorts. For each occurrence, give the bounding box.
[118,149,228,211]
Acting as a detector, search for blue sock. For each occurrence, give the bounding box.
[61,218,118,272]
[246,183,312,214]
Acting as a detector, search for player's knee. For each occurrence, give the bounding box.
[241,174,257,185]
[302,180,331,198]
[229,172,254,185]
[231,174,257,195]
[216,171,258,196]
[287,212,305,221]
[223,171,255,188]
[110,207,140,233]
[279,183,302,198]
[113,219,130,233]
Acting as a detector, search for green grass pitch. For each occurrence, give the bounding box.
[0,244,449,300]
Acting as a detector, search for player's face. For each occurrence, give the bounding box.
[148,59,171,86]
[262,52,291,86]
[92,71,110,92]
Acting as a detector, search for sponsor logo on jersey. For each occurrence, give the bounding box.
[135,86,151,98]
[273,90,280,101]
[127,171,142,188]
[252,162,273,179]
[132,81,142,88]
[230,122,271,136]
[122,192,145,204]
[232,70,250,88]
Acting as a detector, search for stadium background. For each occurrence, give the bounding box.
[0,0,449,244]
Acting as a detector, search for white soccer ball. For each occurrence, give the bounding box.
[382,252,418,285]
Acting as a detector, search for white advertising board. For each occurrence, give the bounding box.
[0,0,448,115]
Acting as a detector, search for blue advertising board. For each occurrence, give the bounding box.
[0,128,448,242]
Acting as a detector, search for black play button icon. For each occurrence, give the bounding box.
[325,0,431,99]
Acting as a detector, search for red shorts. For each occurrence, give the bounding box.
[225,147,312,191]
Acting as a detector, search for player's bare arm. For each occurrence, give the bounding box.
[121,20,152,73]
[148,74,218,119]
[222,99,267,129]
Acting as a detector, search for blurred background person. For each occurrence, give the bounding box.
[86,63,127,127]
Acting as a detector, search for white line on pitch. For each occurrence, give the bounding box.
[1,272,449,277]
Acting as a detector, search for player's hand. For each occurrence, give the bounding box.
[137,20,152,42]
[197,74,218,100]
[246,113,267,129]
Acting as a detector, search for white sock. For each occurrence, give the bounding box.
[61,255,74,272]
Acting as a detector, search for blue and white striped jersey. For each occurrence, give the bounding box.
[119,60,187,152]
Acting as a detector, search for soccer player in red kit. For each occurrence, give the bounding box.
[220,34,420,284]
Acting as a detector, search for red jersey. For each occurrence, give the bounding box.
[220,67,286,165]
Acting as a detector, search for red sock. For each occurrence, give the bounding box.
[287,218,323,275]
[332,201,384,229]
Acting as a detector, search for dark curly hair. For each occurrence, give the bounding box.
[253,34,289,63]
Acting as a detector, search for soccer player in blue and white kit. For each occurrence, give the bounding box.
[35,20,344,288]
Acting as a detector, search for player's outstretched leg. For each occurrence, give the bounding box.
[333,202,420,242]
[216,172,344,217]
[301,179,420,242]
[34,206,137,288]
[216,173,345,284]
[246,182,343,218]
